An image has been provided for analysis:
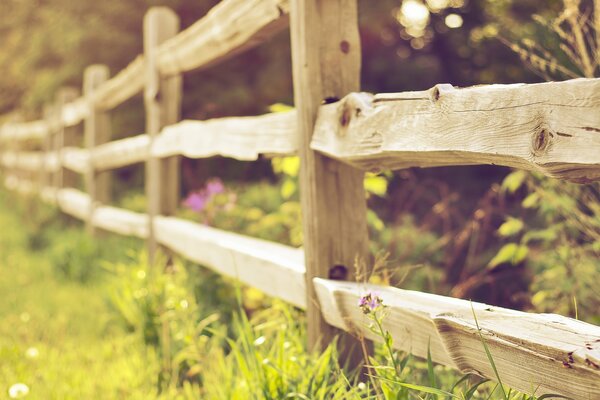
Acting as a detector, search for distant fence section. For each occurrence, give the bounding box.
[1,0,599,398]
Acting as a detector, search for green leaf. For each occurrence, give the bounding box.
[497,218,524,237]
[522,228,558,244]
[488,243,528,268]
[367,209,385,232]
[521,192,539,208]
[501,171,527,193]
[280,180,296,199]
[268,103,294,113]
[281,157,300,177]
[364,174,388,197]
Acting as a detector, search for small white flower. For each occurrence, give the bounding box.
[357,382,367,391]
[8,383,29,398]
[25,347,39,359]
[253,336,266,346]
[179,299,189,309]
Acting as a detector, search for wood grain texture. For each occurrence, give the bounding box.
[144,7,182,262]
[312,78,600,183]
[156,0,289,76]
[151,112,296,160]
[314,278,600,399]
[154,216,306,308]
[92,134,149,171]
[84,65,112,235]
[93,56,145,111]
[290,0,370,358]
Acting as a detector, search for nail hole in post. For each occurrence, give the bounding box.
[329,264,348,280]
[340,40,350,54]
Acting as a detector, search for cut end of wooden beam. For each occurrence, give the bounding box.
[312,78,600,183]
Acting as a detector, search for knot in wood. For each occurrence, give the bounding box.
[531,127,552,157]
[430,83,454,102]
[336,92,374,135]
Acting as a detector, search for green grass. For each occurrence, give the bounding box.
[0,192,162,399]
[0,189,560,399]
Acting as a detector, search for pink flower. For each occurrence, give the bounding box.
[183,178,226,213]
[205,178,224,196]
[358,292,384,314]
[183,191,208,212]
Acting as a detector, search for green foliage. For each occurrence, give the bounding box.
[488,243,528,269]
[0,190,162,399]
[200,304,362,400]
[497,171,600,322]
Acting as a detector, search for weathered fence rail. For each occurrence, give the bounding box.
[1,0,600,398]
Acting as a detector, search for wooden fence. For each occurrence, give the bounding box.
[1,0,600,398]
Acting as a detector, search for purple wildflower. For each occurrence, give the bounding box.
[205,178,224,196]
[183,191,208,212]
[183,178,228,213]
[358,292,384,314]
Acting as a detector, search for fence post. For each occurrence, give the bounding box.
[290,0,371,366]
[55,88,80,190]
[84,65,112,235]
[143,7,182,263]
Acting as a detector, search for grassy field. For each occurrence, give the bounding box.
[0,194,162,399]
[0,189,555,400]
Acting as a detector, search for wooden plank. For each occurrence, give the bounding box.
[312,78,600,183]
[61,96,89,127]
[93,56,145,111]
[290,0,370,362]
[156,0,289,76]
[0,120,49,142]
[92,134,149,171]
[61,147,89,175]
[56,188,91,220]
[314,278,600,399]
[144,7,182,262]
[92,206,148,238]
[56,88,81,189]
[154,216,306,308]
[84,64,112,235]
[152,112,296,160]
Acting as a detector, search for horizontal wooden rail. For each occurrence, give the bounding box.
[0,0,289,138]
[93,56,145,111]
[313,78,600,183]
[154,216,305,308]
[156,0,289,76]
[62,96,89,127]
[61,147,89,174]
[152,112,296,160]
[92,134,149,170]
[314,278,600,399]
[0,120,49,142]
[93,206,148,238]
[1,111,295,173]
[92,112,295,170]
